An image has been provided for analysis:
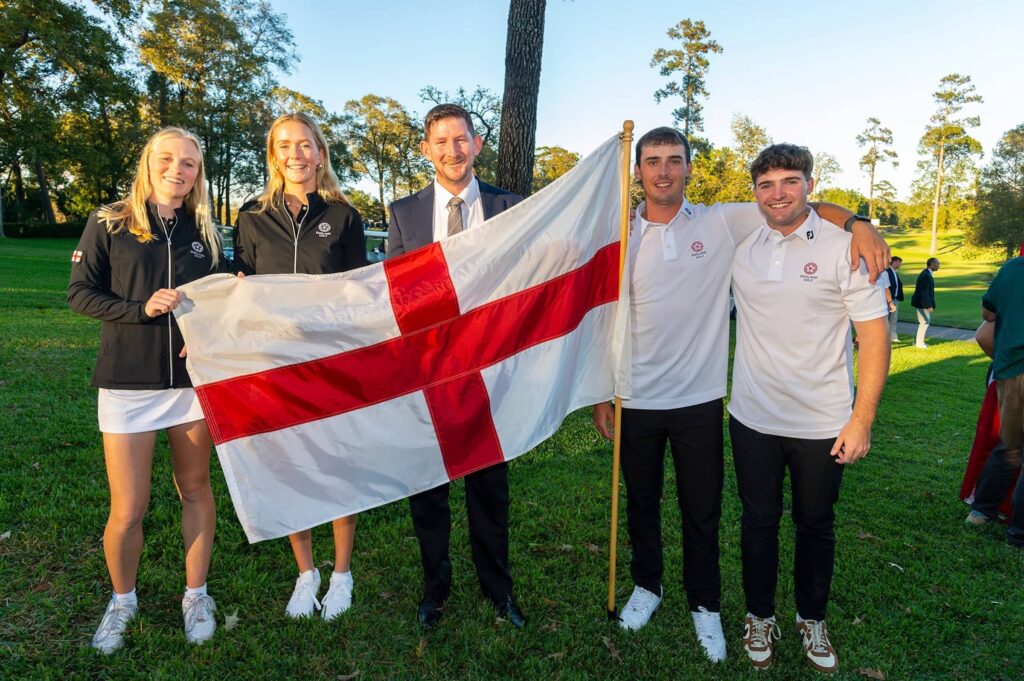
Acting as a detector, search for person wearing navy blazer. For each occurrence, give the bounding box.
[910,257,940,348]
[386,104,524,629]
[388,181,520,255]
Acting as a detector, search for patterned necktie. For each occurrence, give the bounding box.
[447,196,465,237]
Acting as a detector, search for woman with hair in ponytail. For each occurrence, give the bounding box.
[234,112,367,621]
[68,127,226,653]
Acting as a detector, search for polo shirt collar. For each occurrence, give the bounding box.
[635,199,695,239]
[759,208,820,247]
[434,176,480,208]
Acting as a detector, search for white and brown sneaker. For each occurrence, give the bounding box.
[797,619,838,673]
[742,614,781,669]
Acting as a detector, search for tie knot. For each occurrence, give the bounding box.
[447,196,464,209]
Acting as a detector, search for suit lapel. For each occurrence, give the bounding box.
[479,182,499,220]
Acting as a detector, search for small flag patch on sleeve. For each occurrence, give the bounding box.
[71,250,83,263]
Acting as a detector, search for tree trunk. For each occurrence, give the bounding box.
[867,162,876,220]
[0,183,5,238]
[13,160,25,226]
[496,0,546,198]
[33,157,56,223]
[377,173,387,225]
[929,143,945,255]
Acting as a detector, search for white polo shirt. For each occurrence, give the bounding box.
[728,209,887,439]
[432,177,485,242]
[625,200,763,409]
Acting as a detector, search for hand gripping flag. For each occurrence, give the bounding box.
[174,134,626,542]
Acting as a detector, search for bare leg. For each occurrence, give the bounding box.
[167,419,215,589]
[102,432,156,594]
[332,515,357,572]
[289,530,315,573]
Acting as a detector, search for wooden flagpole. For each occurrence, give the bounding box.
[608,120,633,620]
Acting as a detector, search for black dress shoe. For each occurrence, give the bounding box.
[494,595,525,628]
[417,599,445,628]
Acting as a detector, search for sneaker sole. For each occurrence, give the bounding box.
[805,656,838,674]
[91,641,123,655]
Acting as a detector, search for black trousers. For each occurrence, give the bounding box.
[972,441,1024,546]
[729,417,845,621]
[408,462,512,603]
[620,399,724,611]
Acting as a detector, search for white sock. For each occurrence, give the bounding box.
[331,570,352,584]
[185,583,207,597]
[299,569,318,580]
[113,589,137,607]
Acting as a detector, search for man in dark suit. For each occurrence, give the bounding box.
[387,104,524,628]
[883,256,904,342]
[910,257,940,348]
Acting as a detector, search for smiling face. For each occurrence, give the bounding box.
[635,142,691,215]
[147,136,201,207]
[272,120,324,195]
[753,167,815,234]
[420,116,482,194]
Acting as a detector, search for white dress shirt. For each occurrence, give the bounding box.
[432,177,485,242]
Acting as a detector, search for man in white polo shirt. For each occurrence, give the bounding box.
[729,144,890,674]
[591,128,888,663]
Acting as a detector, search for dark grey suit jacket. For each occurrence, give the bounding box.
[387,179,522,256]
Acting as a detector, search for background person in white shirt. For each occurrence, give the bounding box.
[729,144,890,674]
[592,128,888,663]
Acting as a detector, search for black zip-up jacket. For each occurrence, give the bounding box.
[234,193,368,275]
[68,205,223,389]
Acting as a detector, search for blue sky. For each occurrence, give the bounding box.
[270,0,1023,200]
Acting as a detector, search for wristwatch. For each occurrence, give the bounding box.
[844,214,870,232]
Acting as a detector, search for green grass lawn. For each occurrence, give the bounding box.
[2,238,1021,680]
[884,227,1008,331]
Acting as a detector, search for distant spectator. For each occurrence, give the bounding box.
[910,257,940,348]
[878,256,904,342]
[966,257,1024,548]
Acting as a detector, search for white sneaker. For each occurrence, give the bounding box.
[90,597,137,654]
[321,572,353,621]
[742,613,781,669]
[285,569,322,618]
[691,606,726,662]
[618,585,662,631]
[797,619,839,673]
[182,593,217,644]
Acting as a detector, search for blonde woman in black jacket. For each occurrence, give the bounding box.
[235,112,367,621]
[68,127,224,653]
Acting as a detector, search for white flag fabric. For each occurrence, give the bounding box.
[174,134,625,542]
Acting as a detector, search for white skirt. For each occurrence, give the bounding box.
[97,388,205,434]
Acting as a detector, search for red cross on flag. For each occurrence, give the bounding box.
[174,135,627,542]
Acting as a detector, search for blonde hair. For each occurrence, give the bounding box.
[256,112,348,213]
[97,127,221,265]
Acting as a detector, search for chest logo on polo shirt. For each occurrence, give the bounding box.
[190,241,206,259]
[316,222,332,238]
[801,261,818,282]
[690,240,707,260]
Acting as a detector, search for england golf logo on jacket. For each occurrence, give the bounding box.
[71,250,83,263]
[316,222,332,238]
[801,261,818,282]
[191,241,206,259]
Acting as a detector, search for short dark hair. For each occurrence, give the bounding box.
[424,104,475,139]
[750,143,814,183]
[890,256,903,265]
[635,126,691,165]
[926,257,940,267]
